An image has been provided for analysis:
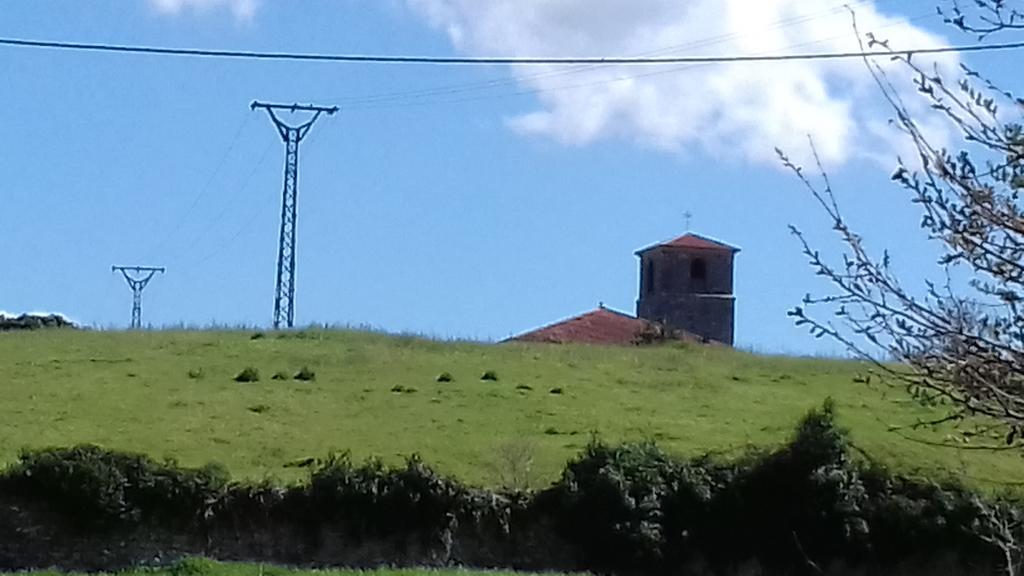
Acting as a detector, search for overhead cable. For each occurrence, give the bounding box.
[2,36,1023,66]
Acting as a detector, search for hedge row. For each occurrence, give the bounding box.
[0,401,1015,574]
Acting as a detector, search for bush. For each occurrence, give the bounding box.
[859,466,987,562]
[271,371,290,381]
[549,440,688,572]
[481,370,499,381]
[703,400,869,569]
[308,452,470,542]
[234,367,260,382]
[294,366,316,381]
[436,372,454,383]
[4,445,229,529]
[0,401,1010,572]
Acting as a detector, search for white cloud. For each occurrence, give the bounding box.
[407,0,958,167]
[149,0,258,21]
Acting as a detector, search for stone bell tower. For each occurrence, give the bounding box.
[636,232,739,345]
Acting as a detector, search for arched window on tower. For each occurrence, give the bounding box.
[646,259,656,294]
[690,258,707,281]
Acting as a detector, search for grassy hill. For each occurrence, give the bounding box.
[1,328,1021,489]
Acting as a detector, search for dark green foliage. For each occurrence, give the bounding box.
[0,401,1012,572]
[550,440,683,571]
[704,399,870,568]
[294,366,316,381]
[549,387,564,394]
[247,404,271,414]
[436,372,453,382]
[234,367,260,382]
[4,445,229,529]
[271,371,290,381]
[307,452,474,542]
[859,466,988,562]
[481,370,499,381]
[548,439,725,572]
[249,332,265,340]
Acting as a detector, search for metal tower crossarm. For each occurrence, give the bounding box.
[112,265,165,329]
[251,101,338,330]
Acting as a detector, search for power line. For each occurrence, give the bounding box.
[2,36,1023,66]
[191,120,332,267]
[322,0,877,107]
[339,12,938,112]
[150,112,252,259]
[168,139,275,266]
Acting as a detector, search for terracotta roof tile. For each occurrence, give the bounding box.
[507,307,706,346]
[635,233,739,254]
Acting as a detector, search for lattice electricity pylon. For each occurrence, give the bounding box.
[112,265,165,329]
[251,101,338,329]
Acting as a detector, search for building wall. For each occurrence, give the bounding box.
[637,293,734,344]
[636,248,736,344]
[639,250,733,296]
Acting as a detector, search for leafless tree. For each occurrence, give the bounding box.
[782,1,1024,446]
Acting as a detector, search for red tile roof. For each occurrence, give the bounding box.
[635,233,740,254]
[507,307,706,346]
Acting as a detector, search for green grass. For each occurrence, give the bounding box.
[15,557,581,576]
[1,328,1021,489]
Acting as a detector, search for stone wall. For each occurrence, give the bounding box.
[637,293,735,344]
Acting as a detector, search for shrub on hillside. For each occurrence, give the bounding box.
[294,366,316,381]
[703,399,870,569]
[4,445,229,529]
[859,466,988,562]
[234,367,260,382]
[307,452,471,543]
[548,439,708,572]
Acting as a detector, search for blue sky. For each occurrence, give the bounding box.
[1,0,1020,353]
